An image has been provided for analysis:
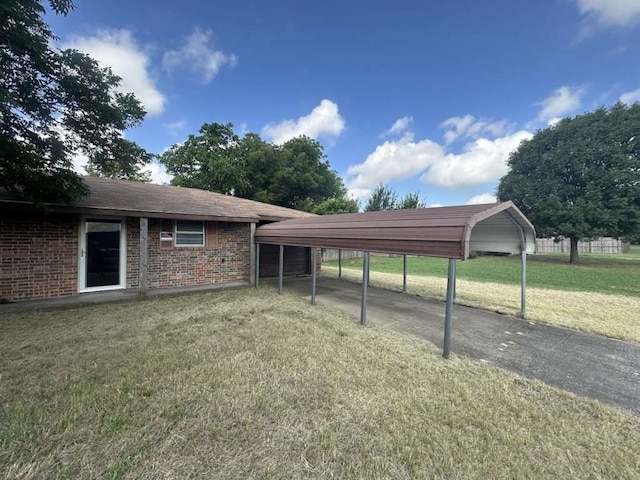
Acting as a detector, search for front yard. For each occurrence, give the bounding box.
[1,289,639,479]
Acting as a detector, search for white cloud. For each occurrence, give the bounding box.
[63,30,166,116]
[345,133,444,197]
[345,116,532,198]
[71,153,89,175]
[385,116,413,136]
[620,88,640,104]
[537,86,585,124]
[262,99,345,144]
[165,120,186,135]
[163,28,237,83]
[573,0,640,29]
[421,131,533,188]
[440,115,510,145]
[144,161,173,185]
[465,193,497,205]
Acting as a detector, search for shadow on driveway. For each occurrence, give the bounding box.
[272,276,640,414]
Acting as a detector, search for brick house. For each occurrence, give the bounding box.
[0,177,313,302]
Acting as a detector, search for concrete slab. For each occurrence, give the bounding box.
[275,276,640,414]
[0,281,249,314]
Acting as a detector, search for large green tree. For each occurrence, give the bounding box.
[1,0,150,204]
[497,102,640,263]
[160,123,349,211]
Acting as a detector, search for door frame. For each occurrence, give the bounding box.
[78,216,127,293]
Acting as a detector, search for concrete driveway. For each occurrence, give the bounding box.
[274,276,640,414]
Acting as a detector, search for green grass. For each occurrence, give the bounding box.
[1,290,639,479]
[326,249,640,297]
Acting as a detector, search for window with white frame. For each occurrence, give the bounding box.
[175,220,205,246]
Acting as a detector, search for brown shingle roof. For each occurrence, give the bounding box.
[0,177,314,222]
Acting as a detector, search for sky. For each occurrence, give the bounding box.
[49,0,640,207]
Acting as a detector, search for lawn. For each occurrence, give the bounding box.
[322,250,640,343]
[325,249,640,297]
[1,289,639,479]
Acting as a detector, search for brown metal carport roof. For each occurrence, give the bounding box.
[255,201,535,259]
[254,202,536,360]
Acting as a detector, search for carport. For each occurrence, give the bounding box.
[254,202,536,358]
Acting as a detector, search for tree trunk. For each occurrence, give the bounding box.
[569,237,579,264]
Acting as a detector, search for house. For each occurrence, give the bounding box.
[0,177,313,302]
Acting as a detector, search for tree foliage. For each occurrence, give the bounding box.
[160,123,348,211]
[0,0,150,204]
[311,197,359,215]
[365,184,426,211]
[364,184,398,211]
[498,102,640,263]
[396,191,426,209]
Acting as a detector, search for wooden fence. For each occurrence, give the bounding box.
[321,249,363,262]
[535,237,623,254]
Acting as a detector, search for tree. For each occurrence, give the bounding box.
[1,0,150,204]
[497,102,640,263]
[396,191,426,209]
[85,139,153,182]
[311,197,359,215]
[160,124,348,211]
[161,123,245,195]
[365,184,397,211]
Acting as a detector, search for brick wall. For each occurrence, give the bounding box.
[1,213,251,302]
[127,218,251,290]
[0,212,79,301]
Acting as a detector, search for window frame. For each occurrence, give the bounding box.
[174,220,205,247]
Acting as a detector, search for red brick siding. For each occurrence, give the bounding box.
[127,218,251,290]
[2,214,251,302]
[0,212,79,301]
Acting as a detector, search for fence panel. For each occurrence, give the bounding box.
[321,249,363,262]
[535,237,622,254]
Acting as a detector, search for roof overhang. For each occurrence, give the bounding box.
[255,202,536,260]
[0,199,258,223]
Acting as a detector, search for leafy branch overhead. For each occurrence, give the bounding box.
[0,0,152,204]
[161,123,356,213]
[498,102,640,263]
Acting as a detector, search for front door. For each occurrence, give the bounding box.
[79,218,126,291]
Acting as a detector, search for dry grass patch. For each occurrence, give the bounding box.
[324,266,640,343]
[1,289,639,479]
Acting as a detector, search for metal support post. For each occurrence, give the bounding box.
[278,244,284,295]
[520,250,527,317]
[443,258,457,359]
[311,247,317,305]
[360,252,370,325]
[338,249,342,279]
[402,254,407,293]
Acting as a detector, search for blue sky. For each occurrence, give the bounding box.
[50,0,640,207]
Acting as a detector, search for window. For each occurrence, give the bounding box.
[175,220,204,246]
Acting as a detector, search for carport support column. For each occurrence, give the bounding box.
[139,217,148,295]
[278,244,284,295]
[443,258,457,359]
[520,250,527,317]
[255,243,260,288]
[338,249,342,279]
[311,247,317,305]
[402,254,407,293]
[360,251,370,325]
